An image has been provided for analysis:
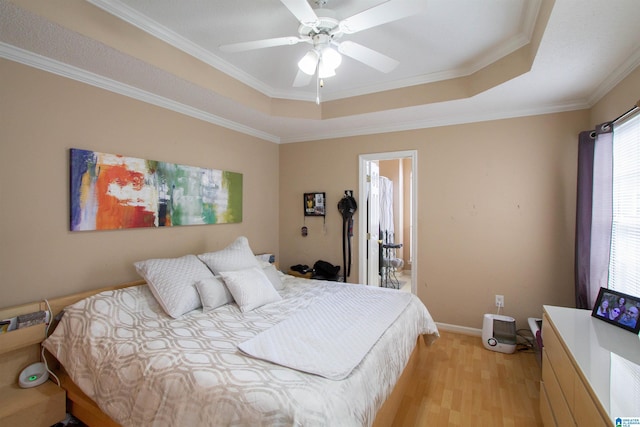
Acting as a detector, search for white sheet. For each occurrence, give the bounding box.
[44,275,439,427]
[239,286,411,380]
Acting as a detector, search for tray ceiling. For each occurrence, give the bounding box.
[1,0,639,143]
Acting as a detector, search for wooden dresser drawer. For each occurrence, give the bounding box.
[573,375,608,427]
[542,316,575,405]
[541,350,575,426]
[539,380,556,427]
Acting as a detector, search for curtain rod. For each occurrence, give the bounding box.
[612,99,640,124]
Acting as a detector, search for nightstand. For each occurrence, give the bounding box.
[0,380,66,426]
[0,305,66,427]
[288,269,313,279]
[287,270,343,282]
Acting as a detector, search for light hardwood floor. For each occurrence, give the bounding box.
[392,331,543,427]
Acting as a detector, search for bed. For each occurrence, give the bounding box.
[43,237,439,427]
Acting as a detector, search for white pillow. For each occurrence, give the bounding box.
[262,264,284,290]
[255,257,273,267]
[195,276,234,312]
[220,267,282,312]
[198,236,260,274]
[134,254,212,318]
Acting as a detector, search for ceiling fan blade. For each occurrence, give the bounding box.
[339,0,426,34]
[219,36,307,53]
[293,69,314,87]
[337,41,399,73]
[280,0,319,26]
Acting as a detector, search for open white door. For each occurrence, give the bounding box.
[366,161,380,286]
[359,151,417,294]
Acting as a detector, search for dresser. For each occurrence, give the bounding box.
[541,305,640,426]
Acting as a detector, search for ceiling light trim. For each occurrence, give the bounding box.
[0,42,280,143]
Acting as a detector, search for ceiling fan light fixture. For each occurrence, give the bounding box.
[222,0,415,90]
[321,46,342,70]
[298,50,319,75]
[318,60,336,78]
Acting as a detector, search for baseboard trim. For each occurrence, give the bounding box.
[436,322,482,337]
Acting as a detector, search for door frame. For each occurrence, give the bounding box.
[358,150,418,294]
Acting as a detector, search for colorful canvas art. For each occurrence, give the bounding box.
[70,149,242,231]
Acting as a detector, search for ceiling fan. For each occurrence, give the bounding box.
[219,0,426,91]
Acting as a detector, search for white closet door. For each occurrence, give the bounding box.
[366,161,380,286]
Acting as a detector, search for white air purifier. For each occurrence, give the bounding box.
[482,313,517,354]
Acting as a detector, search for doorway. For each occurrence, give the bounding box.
[358,150,417,294]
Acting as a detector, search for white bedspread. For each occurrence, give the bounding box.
[239,286,411,380]
[44,275,439,427]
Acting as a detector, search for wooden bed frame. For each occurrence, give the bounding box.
[7,279,422,427]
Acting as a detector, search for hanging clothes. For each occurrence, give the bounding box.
[379,176,403,288]
[379,176,394,240]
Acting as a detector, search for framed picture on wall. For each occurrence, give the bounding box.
[304,192,326,216]
[69,148,243,231]
[591,287,640,334]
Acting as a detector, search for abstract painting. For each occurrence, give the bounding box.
[70,148,242,231]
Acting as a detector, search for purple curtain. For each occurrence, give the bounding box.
[575,122,613,309]
[575,130,595,309]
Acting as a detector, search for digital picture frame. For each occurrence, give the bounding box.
[591,287,640,334]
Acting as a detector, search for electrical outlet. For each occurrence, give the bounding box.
[495,295,504,308]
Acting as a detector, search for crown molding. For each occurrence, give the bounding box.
[587,46,640,107]
[4,38,637,145]
[0,41,594,145]
[0,42,280,143]
[279,100,590,143]
[86,0,536,104]
[322,33,530,102]
[86,0,276,97]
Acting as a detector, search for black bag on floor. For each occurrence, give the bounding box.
[313,260,340,280]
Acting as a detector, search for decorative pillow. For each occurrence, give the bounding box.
[198,236,260,274]
[255,253,275,264]
[134,254,213,318]
[262,264,284,290]
[195,276,234,312]
[220,267,282,312]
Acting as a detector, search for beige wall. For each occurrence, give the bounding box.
[279,63,640,330]
[2,53,637,332]
[280,111,589,330]
[0,59,280,307]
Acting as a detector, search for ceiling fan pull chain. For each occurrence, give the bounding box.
[316,58,321,105]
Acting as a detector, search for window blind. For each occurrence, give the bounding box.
[609,111,640,298]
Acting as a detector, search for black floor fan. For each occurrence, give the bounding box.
[337,192,357,281]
